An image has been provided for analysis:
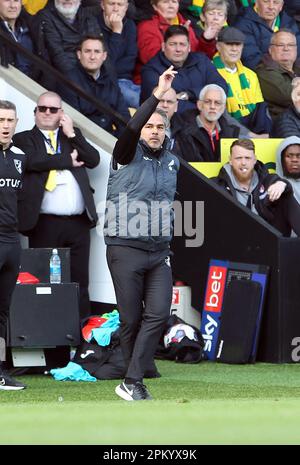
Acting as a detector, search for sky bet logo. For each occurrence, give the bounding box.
[202,266,227,355]
[204,266,227,313]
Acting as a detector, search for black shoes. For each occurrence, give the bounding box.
[0,372,26,391]
[115,381,152,401]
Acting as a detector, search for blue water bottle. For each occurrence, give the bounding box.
[50,248,61,284]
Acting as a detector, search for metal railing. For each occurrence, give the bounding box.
[0,27,127,128]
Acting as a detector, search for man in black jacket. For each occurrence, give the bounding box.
[13,91,100,319]
[97,0,139,108]
[106,66,179,401]
[34,0,100,73]
[176,84,241,162]
[59,34,130,137]
[215,138,300,236]
[0,100,26,390]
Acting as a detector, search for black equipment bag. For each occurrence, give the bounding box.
[215,279,262,363]
[156,313,205,363]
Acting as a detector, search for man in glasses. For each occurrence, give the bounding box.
[174,84,241,162]
[234,0,300,70]
[13,91,100,320]
[256,29,300,120]
[0,100,26,390]
[155,86,181,152]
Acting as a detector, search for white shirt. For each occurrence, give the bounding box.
[39,128,85,216]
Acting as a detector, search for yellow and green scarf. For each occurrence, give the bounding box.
[213,53,256,119]
[254,2,280,30]
[187,0,205,18]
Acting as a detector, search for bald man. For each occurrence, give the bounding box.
[13,91,100,320]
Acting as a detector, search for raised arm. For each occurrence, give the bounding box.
[113,66,177,165]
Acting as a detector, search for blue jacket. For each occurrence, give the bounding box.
[0,9,35,78]
[284,0,300,15]
[59,63,130,136]
[234,7,300,70]
[97,11,138,80]
[140,51,228,113]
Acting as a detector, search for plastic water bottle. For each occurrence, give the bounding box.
[50,249,61,284]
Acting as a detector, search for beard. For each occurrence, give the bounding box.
[284,170,300,179]
[282,156,300,179]
[55,1,81,20]
[202,109,224,122]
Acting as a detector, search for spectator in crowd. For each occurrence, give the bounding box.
[213,26,272,135]
[97,0,139,108]
[179,0,238,30]
[0,0,36,77]
[155,83,254,156]
[35,0,101,73]
[234,0,300,70]
[60,34,130,136]
[134,0,199,84]
[141,25,227,112]
[126,0,155,22]
[193,0,228,58]
[105,67,179,401]
[256,29,300,120]
[155,86,182,152]
[174,84,241,162]
[283,0,300,28]
[13,91,100,319]
[276,136,300,206]
[155,81,263,151]
[0,100,26,391]
[215,138,300,236]
[272,77,300,137]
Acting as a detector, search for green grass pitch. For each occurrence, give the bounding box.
[1,360,300,445]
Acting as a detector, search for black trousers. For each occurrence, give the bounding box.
[106,245,172,381]
[28,214,91,320]
[0,241,21,361]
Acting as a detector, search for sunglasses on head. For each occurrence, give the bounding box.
[36,106,61,114]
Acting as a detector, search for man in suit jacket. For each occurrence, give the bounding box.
[13,91,100,319]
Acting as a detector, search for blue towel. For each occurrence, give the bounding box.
[91,312,120,346]
[50,361,97,382]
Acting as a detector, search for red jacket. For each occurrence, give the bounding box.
[134,12,199,84]
[198,33,217,60]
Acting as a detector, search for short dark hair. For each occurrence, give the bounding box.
[164,25,189,43]
[153,108,169,129]
[0,100,16,112]
[230,139,255,154]
[282,144,300,157]
[77,34,106,52]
